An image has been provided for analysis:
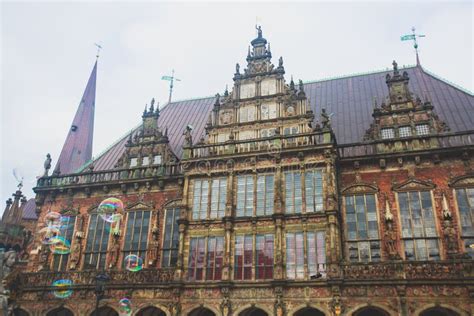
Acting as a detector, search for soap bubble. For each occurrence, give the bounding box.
[98,198,124,223]
[45,211,62,223]
[58,215,75,231]
[118,298,132,315]
[49,236,71,254]
[52,279,73,298]
[124,254,143,272]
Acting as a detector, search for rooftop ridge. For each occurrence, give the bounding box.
[303,64,417,85]
[420,66,473,96]
[75,123,141,173]
[163,94,215,105]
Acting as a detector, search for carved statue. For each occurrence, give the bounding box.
[183,126,193,147]
[256,25,262,38]
[69,238,82,270]
[384,225,398,258]
[298,79,304,92]
[443,220,458,254]
[2,250,17,277]
[108,235,121,269]
[235,63,240,74]
[392,60,398,73]
[38,245,50,271]
[321,108,331,129]
[278,56,283,68]
[43,153,52,177]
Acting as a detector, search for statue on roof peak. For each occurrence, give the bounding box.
[392,60,399,74]
[256,25,262,38]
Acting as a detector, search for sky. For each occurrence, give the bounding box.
[1,1,473,214]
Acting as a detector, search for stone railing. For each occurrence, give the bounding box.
[36,163,181,188]
[341,259,474,280]
[16,268,175,290]
[183,130,334,160]
[338,131,474,159]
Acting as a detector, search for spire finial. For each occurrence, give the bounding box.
[94,42,102,59]
[401,27,425,66]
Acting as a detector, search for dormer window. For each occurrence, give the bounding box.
[381,128,394,140]
[416,124,430,136]
[142,157,150,166]
[130,158,138,167]
[399,126,412,138]
[153,155,162,165]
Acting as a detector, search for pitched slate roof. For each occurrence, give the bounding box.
[55,61,97,175]
[83,65,474,172]
[22,198,37,220]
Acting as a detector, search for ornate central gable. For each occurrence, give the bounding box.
[364,61,449,142]
[116,98,179,171]
[204,26,314,146]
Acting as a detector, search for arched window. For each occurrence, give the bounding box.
[188,307,216,316]
[90,307,118,316]
[46,307,74,316]
[136,306,166,316]
[294,307,325,316]
[353,307,389,316]
[13,308,30,316]
[238,307,268,316]
[419,307,459,316]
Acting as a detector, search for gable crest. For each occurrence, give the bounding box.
[341,183,378,195]
[449,174,474,188]
[392,178,435,192]
[126,201,155,211]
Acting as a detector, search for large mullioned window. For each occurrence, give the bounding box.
[398,191,439,260]
[52,215,76,271]
[455,188,474,258]
[162,208,180,267]
[286,231,326,279]
[84,214,111,269]
[188,236,224,281]
[122,210,151,267]
[285,170,323,214]
[192,178,227,220]
[344,194,381,262]
[234,234,274,280]
[236,175,274,217]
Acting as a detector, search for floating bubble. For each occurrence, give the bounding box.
[45,212,62,223]
[124,254,143,272]
[98,198,124,223]
[52,279,73,298]
[49,236,71,254]
[58,215,75,231]
[118,298,132,316]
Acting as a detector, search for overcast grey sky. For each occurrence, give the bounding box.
[1,1,473,212]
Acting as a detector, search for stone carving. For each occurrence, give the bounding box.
[43,153,52,177]
[108,234,121,269]
[320,108,331,129]
[383,198,401,260]
[183,126,193,147]
[220,287,231,316]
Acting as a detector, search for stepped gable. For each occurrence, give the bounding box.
[84,65,473,172]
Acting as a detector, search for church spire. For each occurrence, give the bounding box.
[54,60,97,175]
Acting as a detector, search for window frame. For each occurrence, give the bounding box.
[343,193,381,263]
[381,128,395,139]
[396,190,440,261]
[161,208,180,267]
[122,209,151,269]
[416,124,430,136]
[192,178,227,220]
[236,174,274,217]
[187,235,225,281]
[285,230,326,280]
[285,169,324,214]
[399,126,412,138]
[51,215,76,271]
[454,187,474,258]
[234,233,274,281]
[83,212,112,269]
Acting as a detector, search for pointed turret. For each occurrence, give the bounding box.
[54,60,97,175]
